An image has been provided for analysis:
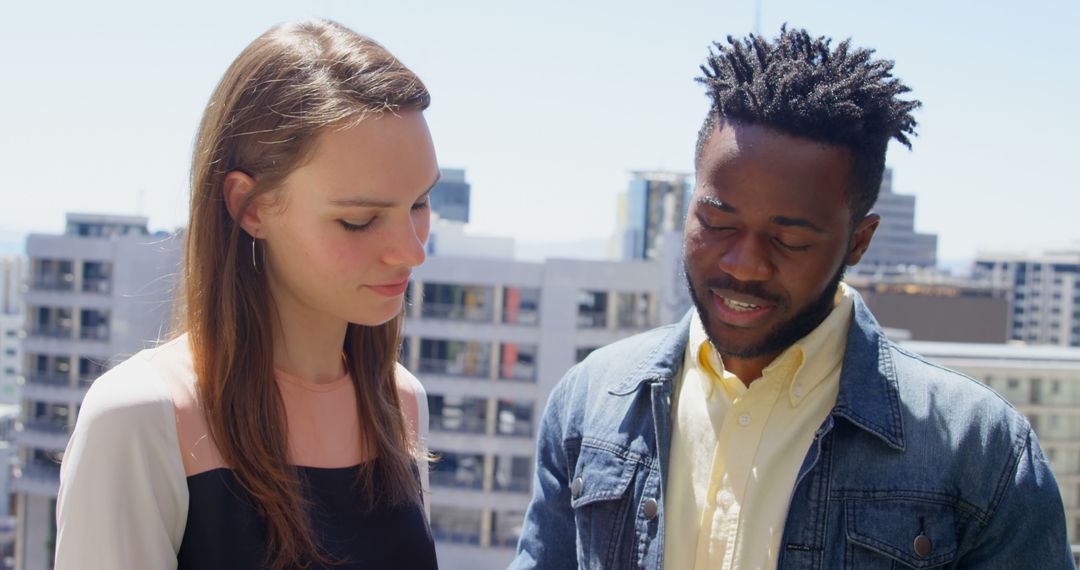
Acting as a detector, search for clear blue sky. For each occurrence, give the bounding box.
[1,0,1077,262]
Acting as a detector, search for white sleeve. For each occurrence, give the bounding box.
[55,357,189,570]
[415,378,430,519]
[396,364,431,519]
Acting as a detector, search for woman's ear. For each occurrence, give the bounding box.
[222,171,264,237]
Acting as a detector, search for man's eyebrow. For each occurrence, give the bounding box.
[329,172,442,207]
[771,215,825,233]
[698,196,735,212]
[699,195,826,233]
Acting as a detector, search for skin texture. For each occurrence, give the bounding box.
[223,110,439,384]
[684,120,879,384]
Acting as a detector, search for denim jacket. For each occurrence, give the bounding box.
[512,293,1073,569]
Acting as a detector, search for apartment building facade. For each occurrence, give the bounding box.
[14,214,182,570]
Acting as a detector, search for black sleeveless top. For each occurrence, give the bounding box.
[177,464,438,569]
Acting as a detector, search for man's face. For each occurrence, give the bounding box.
[684,121,878,366]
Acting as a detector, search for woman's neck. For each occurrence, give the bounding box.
[270,297,349,385]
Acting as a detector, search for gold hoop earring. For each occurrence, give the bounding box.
[251,238,263,274]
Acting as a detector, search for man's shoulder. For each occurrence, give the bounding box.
[569,320,687,389]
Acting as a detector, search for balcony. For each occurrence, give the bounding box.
[419,357,491,379]
[81,277,112,295]
[12,460,61,497]
[431,414,487,435]
[498,362,536,383]
[16,419,72,451]
[577,311,607,329]
[27,373,72,388]
[431,529,482,546]
[31,277,74,293]
[430,469,484,490]
[80,324,110,342]
[421,302,494,323]
[29,325,74,340]
[492,477,531,493]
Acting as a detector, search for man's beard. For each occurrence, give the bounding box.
[686,261,847,360]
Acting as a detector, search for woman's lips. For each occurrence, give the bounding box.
[368,280,410,297]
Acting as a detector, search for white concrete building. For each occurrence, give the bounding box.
[903,341,1080,544]
[974,249,1080,347]
[408,243,687,569]
[1,257,26,406]
[14,214,182,570]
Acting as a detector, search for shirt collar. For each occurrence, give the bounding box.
[690,283,856,406]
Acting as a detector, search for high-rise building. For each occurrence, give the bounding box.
[406,242,686,569]
[856,168,938,270]
[615,171,691,261]
[13,214,183,570]
[973,249,1080,347]
[904,341,1080,545]
[1,257,26,404]
[430,168,472,224]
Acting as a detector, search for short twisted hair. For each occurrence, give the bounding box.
[695,26,920,222]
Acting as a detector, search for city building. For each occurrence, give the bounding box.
[614,171,691,261]
[1,257,25,404]
[973,249,1080,347]
[14,214,183,570]
[856,168,938,270]
[430,168,472,224]
[846,271,1009,343]
[903,341,1080,545]
[407,243,685,569]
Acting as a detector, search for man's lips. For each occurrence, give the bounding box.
[710,289,776,327]
[367,278,410,297]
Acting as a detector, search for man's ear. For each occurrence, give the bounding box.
[222,171,264,237]
[846,213,880,266]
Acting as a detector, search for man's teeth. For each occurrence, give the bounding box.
[724,298,761,311]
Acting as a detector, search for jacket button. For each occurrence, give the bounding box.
[571,477,583,498]
[913,533,933,558]
[643,498,659,520]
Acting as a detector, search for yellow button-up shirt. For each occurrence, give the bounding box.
[663,283,854,569]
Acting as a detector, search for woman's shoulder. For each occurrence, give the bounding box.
[80,335,192,425]
[394,362,426,398]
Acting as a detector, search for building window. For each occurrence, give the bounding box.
[428,395,488,434]
[615,291,655,330]
[421,283,494,322]
[3,348,14,357]
[80,309,110,341]
[498,343,537,382]
[419,339,492,378]
[491,510,527,548]
[493,455,532,493]
[1007,378,1020,390]
[577,290,608,328]
[502,286,540,325]
[81,261,113,294]
[576,346,599,363]
[495,399,533,437]
[430,506,483,545]
[429,450,484,490]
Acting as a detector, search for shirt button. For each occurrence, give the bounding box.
[716,489,734,509]
[642,498,659,520]
[913,533,933,557]
[792,386,804,398]
[738,413,751,427]
[571,477,583,498]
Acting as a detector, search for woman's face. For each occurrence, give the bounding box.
[258,111,438,328]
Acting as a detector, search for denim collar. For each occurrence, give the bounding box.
[607,289,906,451]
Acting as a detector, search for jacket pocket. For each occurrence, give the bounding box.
[845,498,959,569]
[569,441,641,569]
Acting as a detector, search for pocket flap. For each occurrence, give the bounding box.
[846,499,958,569]
[569,443,639,509]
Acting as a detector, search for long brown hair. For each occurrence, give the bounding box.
[179,20,430,569]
